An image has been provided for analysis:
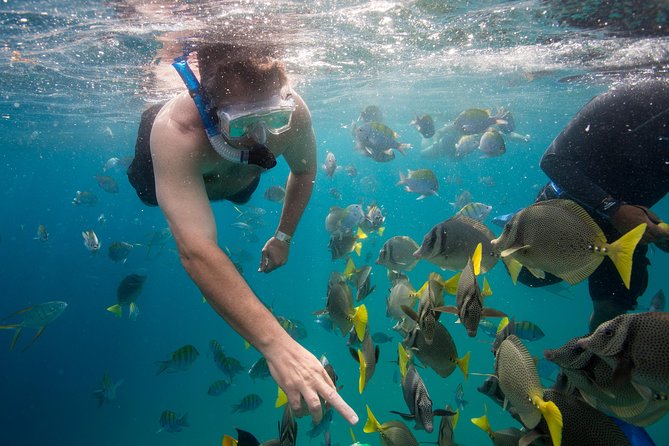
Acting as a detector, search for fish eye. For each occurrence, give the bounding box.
[603,328,614,337]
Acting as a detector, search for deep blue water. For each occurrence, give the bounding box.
[1,1,668,445]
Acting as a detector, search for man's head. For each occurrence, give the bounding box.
[197,43,289,107]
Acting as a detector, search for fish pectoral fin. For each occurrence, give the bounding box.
[22,326,46,351]
[389,410,415,421]
[526,266,546,279]
[9,327,23,351]
[434,305,458,315]
[433,408,457,417]
[481,308,507,318]
[401,305,420,322]
[612,354,634,386]
[500,245,530,258]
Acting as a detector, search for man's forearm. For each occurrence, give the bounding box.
[179,239,290,352]
[275,170,315,237]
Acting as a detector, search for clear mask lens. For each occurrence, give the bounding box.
[218,95,295,139]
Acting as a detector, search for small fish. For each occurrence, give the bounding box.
[329,187,342,200]
[478,129,506,157]
[97,213,107,224]
[214,350,245,381]
[513,320,545,341]
[453,108,507,135]
[363,405,419,446]
[107,274,146,320]
[328,228,367,260]
[414,214,498,272]
[344,164,358,177]
[376,236,420,272]
[207,379,231,396]
[325,204,366,238]
[343,258,375,302]
[264,185,286,203]
[72,190,98,206]
[450,190,473,211]
[371,332,393,344]
[436,404,459,446]
[35,224,49,242]
[103,157,120,172]
[82,229,101,253]
[108,241,133,263]
[93,373,123,407]
[397,169,438,200]
[454,383,468,412]
[648,289,665,312]
[359,204,386,235]
[478,319,498,338]
[307,407,334,439]
[248,356,271,381]
[95,174,119,193]
[155,344,200,375]
[322,151,337,177]
[314,272,368,341]
[456,202,493,222]
[454,134,480,157]
[157,410,189,433]
[276,315,308,340]
[0,301,67,351]
[354,122,411,158]
[232,393,263,413]
[358,105,383,123]
[386,278,417,321]
[411,113,435,138]
[478,176,496,187]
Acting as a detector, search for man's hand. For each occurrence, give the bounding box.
[611,204,669,244]
[263,338,359,425]
[259,237,290,273]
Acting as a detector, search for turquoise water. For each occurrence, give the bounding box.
[1,1,668,445]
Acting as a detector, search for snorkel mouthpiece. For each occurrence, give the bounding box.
[171,54,275,169]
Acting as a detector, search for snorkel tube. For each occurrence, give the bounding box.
[172,55,277,169]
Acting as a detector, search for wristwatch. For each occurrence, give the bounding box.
[596,196,624,219]
[274,230,292,245]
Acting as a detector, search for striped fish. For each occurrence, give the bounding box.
[158,410,189,433]
[207,379,231,396]
[232,393,263,413]
[514,320,545,341]
[155,344,200,375]
[456,202,493,222]
[214,350,245,381]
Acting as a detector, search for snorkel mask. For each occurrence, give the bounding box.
[172,54,292,169]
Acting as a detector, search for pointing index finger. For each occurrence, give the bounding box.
[322,387,358,425]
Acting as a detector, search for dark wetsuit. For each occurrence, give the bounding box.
[127,103,260,207]
[519,80,669,309]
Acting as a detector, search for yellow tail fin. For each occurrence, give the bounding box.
[457,351,471,380]
[344,257,356,278]
[377,227,385,236]
[472,243,483,276]
[363,405,382,434]
[275,386,288,408]
[443,273,461,295]
[482,277,493,297]
[532,394,563,446]
[358,349,367,394]
[222,435,238,446]
[471,405,493,438]
[106,304,122,317]
[356,227,368,240]
[354,242,362,256]
[503,257,523,285]
[453,409,460,430]
[607,223,646,289]
[497,317,509,333]
[352,304,368,342]
[415,280,429,299]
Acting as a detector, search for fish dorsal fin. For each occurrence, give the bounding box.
[398,343,410,379]
[472,243,483,276]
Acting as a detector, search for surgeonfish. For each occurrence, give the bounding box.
[363,405,419,446]
[107,273,147,320]
[495,335,563,446]
[491,199,646,289]
[376,236,420,272]
[577,312,669,395]
[414,214,498,273]
[436,243,506,337]
[350,328,379,393]
[314,272,368,341]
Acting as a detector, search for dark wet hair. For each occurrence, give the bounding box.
[196,42,288,105]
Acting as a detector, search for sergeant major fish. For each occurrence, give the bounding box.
[157,410,189,433]
[155,344,200,375]
[397,169,438,200]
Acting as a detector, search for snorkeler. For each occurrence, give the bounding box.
[127,42,358,426]
[517,79,669,332]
